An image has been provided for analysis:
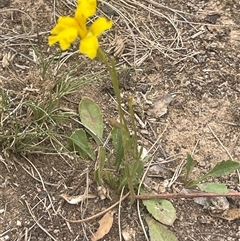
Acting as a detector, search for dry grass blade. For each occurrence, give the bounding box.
[59,192,130,223]
[25,201,57,241]
[99,0,198,65]
[20,155,57,214]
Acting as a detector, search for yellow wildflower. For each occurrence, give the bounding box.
[48,0,112,59]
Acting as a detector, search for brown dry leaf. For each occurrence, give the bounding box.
[210,209,240,221]
[91,210,115,241]
[122,226,136,241]
[225,209,240,221]
[148,94,173,118]
[2,52,15,68]
[109,35,125,57]
[60,193,96,204]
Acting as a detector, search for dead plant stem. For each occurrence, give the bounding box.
[136,191,240,200]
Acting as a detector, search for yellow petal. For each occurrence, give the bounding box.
[51,16,79,35]
[89,17,113,37]
[62,28,79,42]
[48,36,59,46]
[59,38,71,50]
[74,8,88,38]
[80,35,99,59]
[49,28,78,50]
[77,0,96,18]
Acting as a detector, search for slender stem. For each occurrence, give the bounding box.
[98,48,141,203]
[97,48,126,126]
[136,191,240,200]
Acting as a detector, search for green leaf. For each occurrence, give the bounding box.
[94,146,106,185]
[79,97,104,140]
[197,182,228,194]
[185,154,197,184]
[111,127,124,170]
[142,198,176,226]
[69,129,95,161]
[145,215,178,241]
[203,160,240,179]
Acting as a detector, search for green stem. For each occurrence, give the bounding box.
[97,48,136,204]
[97,48,126,126]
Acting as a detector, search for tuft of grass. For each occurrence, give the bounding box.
[0,49,95,158]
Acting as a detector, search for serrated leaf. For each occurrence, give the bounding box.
[185,154,197,183]
[69,129,95,161]
[145,215,178,241]
[203,160,240,179]
[197,182,228,194]
[142,199,176,225]
[79,97,104,139]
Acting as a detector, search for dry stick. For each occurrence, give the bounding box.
[136,133,167,240]
[20,155,57,214]
[137,159,152,241]
[25,201,57,241]
[59,192,130,223]
[207,124,234,160]
[59,190,240,224]
[137,124,169,241]
[100,0,138,64]
[136,191,240,200]
[0,228,17,238]
[207,124,240,183]
[16,217,44,241]
[0,8,34,36]
[118,187,125,241]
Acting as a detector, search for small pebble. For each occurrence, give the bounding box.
[198,161,206,167]
[53,229,60,234]
[16,220,22,227]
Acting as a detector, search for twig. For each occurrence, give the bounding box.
[137,158,153,241]
[207,124,239,183]
[25,201,57,241]
[0,228,17,238]
[118,187,125,241]
[207,124,234,160]
[0,155,10,172]
[15,217,43,241]
[20,155,57,214]
[59,192,130,223]
[168,159,185,187]
[136,191,240,200]
[14,159,58,187]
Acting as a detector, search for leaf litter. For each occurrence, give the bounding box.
[91,210,115,241]
[60,193,96,205]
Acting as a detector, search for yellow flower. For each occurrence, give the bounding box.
[48,0,112,59]
[79,17,112,59]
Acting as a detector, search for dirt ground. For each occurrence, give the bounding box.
[0,0,240,240]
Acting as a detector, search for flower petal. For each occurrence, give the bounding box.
[51,16,79,34]
[89,17,113,37]
[59,38,72,50]
[77,0,96,18]
[74,9,88,38]
[48,36,59,46]
[80,35,99,59]
[49,27,78,50]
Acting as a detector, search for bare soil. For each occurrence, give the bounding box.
[0,0,240,240]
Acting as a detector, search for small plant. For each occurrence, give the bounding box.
[184,154,240,194]
[48,0,145,203]
[0,50,92,155]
